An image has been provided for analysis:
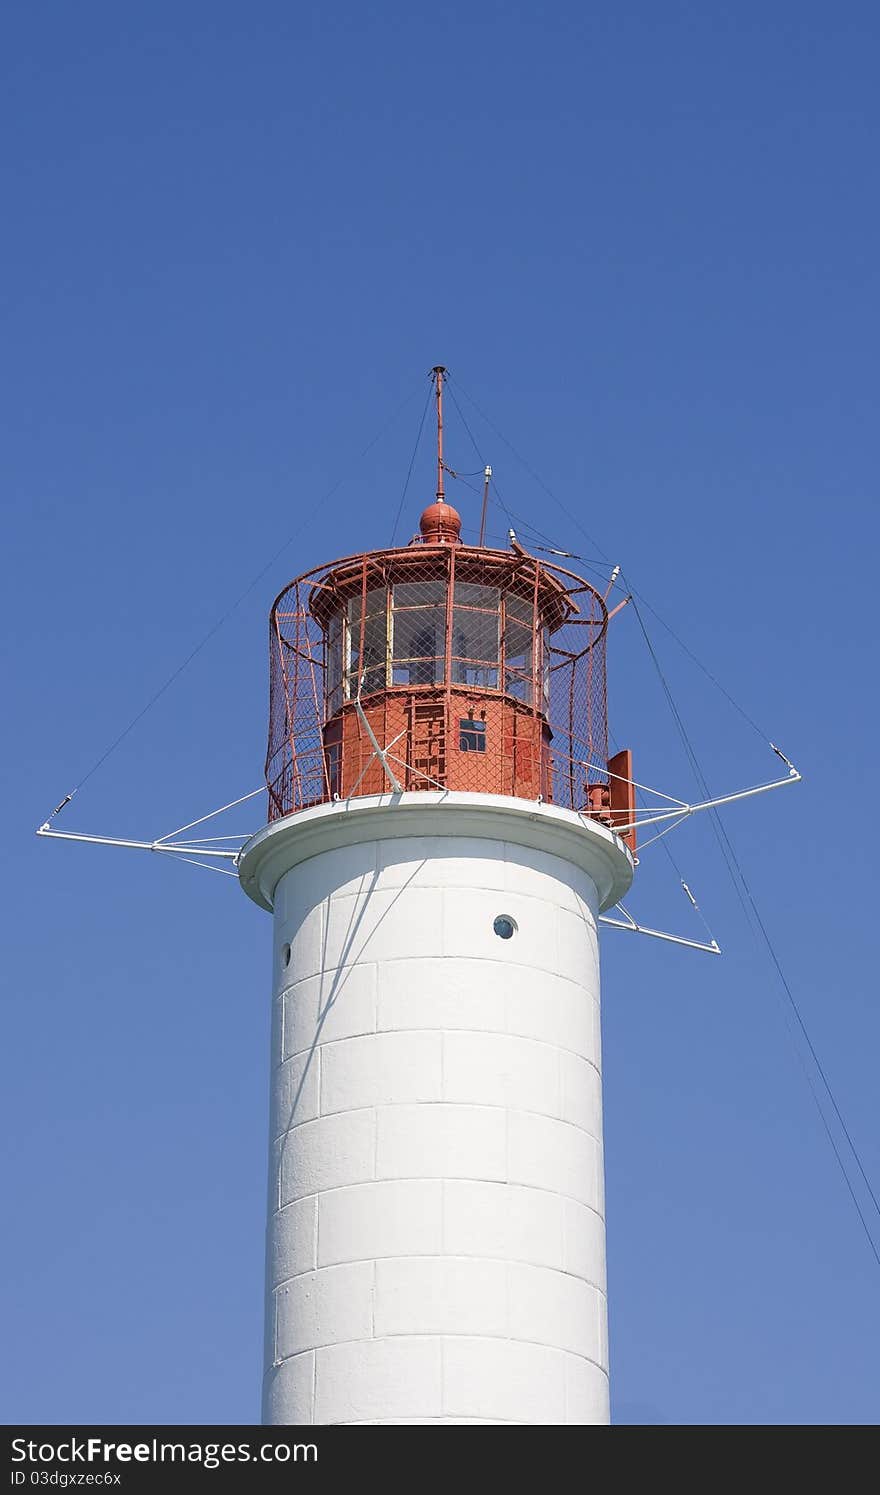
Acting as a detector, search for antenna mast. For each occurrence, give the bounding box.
[479,464,492,546]
[432,365,447,503]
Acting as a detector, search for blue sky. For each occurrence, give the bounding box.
[2,2,878,1424]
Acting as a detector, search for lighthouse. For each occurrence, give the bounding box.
[238,370,635,1426]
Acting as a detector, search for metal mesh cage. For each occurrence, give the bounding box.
[266,543,609,822]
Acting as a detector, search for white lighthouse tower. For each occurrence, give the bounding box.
[34,367,803,1426]
[238,370,636,1426]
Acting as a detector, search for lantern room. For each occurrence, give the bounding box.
[264,495,635,848]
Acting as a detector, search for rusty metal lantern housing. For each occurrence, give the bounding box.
[265,507,635,846]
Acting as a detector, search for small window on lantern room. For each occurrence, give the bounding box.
[324,738,341,796]
[459,718,486,752]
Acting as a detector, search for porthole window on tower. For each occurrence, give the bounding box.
[493,914,518,940]
[459,718,486,752]
[281,943,292,968]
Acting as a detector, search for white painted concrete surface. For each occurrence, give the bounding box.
[239,794,632,1427]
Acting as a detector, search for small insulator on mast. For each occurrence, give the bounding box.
[478,465,492,546]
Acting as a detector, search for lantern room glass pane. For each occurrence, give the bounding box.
[391,657,443,685]
[451,606,499,687]
[455,581,499,610]
[327,612,344,714]
[453,608,498,660]
[542,624,551,706]
[391,603,445,686]
[506,593,532,624]
[351,586,386,620]
[344,586,389,697]
[503,614,533,703]
[393,580,446,609]
[348,609,388,697]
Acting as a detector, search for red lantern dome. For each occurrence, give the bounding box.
[419,499,462,544]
